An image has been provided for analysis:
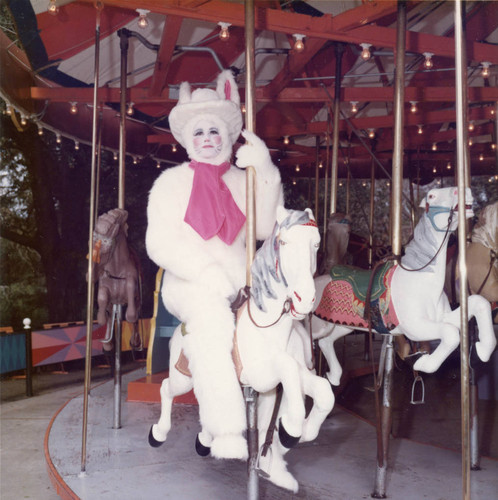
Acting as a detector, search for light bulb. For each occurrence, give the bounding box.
[56,133,61,144]
[156,161,161,169]
[133,157,137,165]
[468,121,474,132]
[283,136,289,145]
[126,102,134,116]
[368,129,375,139]
[38,124,44,136]
[69,102,78,114]
[6,104,12,116]
[295,165,300,172]
[351,101,358,114]
[468,138,473,146]
[218,22,231,41]
[492,143,496,151]
[74,141,80,150]
[432,142,437,151]
[48,0,59,15]
[481,62,490,78]
[423,52,433,69]
[172,144,177,153]
[113,151,118,160]
[417,125,423,135]
[20,114,27,126]
[479,153,484,161]
[410,101,418,113]
[293,34,305,53]
[241,104,246,114]
[360,43,372,61]
[136,9,149,29]
[447,162,451,170]
[432,166,437,174]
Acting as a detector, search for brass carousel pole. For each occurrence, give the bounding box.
[111,27,130,431]
[243,1,259,498]
[314,136,320,228]
[323,113,331,239]
[81,1,102,473]
[372,1,406,497]
[329,43,345,215]
[454,1,471,497]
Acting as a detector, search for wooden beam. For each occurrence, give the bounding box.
[85,1,498,63]
[148,15,183,96]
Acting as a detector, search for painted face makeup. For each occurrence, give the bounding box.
[192,119,223,160]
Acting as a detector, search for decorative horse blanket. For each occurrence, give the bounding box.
[314,261,399,333]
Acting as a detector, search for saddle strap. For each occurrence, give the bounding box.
[261,383,283,457]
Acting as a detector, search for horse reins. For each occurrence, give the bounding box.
[246,288,292,329]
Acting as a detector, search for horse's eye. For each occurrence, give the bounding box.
[279,240,287,246]
[314,243,320,248]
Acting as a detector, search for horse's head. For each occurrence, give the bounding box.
[275,206,321,319]
[420,186,474,233]
[92,208,129,264]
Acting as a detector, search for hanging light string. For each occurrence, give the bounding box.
[0,95,177,168]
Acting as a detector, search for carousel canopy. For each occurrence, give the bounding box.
[1,0,497,181]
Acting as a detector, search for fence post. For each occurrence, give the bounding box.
[23,318,33,397]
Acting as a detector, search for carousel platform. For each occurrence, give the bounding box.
[44,366,498,500]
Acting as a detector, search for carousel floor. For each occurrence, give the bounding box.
[40,366,498,500]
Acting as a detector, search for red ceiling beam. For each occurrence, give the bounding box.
[148,15,183,97]
[256,86,498,103]
[86,1,497,63]
[31,86,498,105]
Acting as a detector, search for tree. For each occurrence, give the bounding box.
[1,105,159,329]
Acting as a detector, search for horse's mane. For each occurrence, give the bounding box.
[402,211,440,272]
[251,209,312,311]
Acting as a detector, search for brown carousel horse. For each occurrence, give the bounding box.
[90,208,142,351]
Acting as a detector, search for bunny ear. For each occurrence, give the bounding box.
[216,70,240,106]
[178,81,192,104]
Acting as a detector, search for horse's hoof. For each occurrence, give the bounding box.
[148,426,164,448]
[195,434,211,457]
[278,419,300,449]
[404,351,428,370]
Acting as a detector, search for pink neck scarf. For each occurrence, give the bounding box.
[184,160,246,245]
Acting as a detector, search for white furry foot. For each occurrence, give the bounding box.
[265,465,298,493]
[210,434,248,460]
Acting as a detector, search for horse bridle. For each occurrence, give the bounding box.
[398,206,455,273]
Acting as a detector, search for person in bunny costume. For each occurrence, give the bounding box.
[146,70,283,459]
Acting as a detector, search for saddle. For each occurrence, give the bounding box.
[314,261,399,333]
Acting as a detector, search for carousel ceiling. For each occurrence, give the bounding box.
[1,0,497,182]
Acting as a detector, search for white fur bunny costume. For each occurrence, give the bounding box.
[146,70,283,459]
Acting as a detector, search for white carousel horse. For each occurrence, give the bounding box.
[148,206,334,493]
[467,200,498,305]
[306,187,497,386]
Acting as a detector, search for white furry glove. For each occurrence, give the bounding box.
[235,129,273,174]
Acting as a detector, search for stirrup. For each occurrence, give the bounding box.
[410,375,425,405]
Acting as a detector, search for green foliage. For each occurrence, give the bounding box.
[0,239,48,329]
